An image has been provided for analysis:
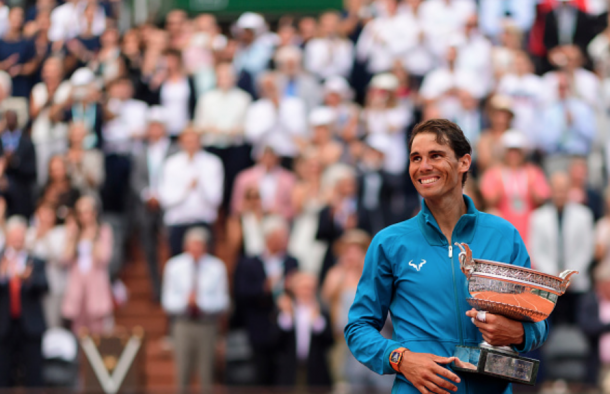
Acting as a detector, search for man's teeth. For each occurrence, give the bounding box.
[421,178,439,184]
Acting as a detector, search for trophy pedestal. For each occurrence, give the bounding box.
[451,345,540,386]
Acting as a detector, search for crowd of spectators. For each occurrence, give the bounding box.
[1,0,610,392]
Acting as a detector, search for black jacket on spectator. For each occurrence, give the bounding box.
[577,290,610,386]
[356,168,402,236]
[544,6,596,56]
[0,256,48,387]
[0,133,37,219]
[275,310,334,387]
[233,255,299,349]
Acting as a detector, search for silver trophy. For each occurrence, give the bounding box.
[451,243,578,386]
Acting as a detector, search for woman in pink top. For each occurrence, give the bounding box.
[480,130,550,254]
[62,195,114,334]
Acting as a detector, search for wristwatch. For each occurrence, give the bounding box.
[389,347,409,372]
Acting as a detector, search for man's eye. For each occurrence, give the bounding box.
[411,157,420,162]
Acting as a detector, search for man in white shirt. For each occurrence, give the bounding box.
[161,227,229,391]
[194,62,252,210]
[304,12,354,80]
[356,0,418,75]
[529,172,594,324]
[244,72,307,165]
[419,0,477,58]
[420,45,485,120]
[456,14,493,94]
[159,127,224,256]
[131,107,179,302]
[497,51,545,139]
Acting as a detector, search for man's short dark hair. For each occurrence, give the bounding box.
[408,119,472,186]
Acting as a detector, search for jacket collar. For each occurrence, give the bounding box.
[417,194,479,246]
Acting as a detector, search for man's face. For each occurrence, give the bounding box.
[185,239,206,260]
[180,131,201,155]
[409,132,470,200]
[550,173,570,209]
[6,226,25,251]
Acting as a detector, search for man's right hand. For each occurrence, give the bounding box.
[398,352,461,394]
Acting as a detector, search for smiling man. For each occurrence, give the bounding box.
[345,119,549,394]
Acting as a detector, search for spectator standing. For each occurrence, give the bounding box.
[30,56,71,187]
[539,71,596,173]
[288,151,327,276]
[0,110,37,219]
[321,229,393,390]
[233,216,299,386]
[456,14,493,95]
[529,172,594,324]
[232,12,274,98]
[304,11,354,80]
[38,155,80,224]
[131,107,179,301]
[577,264,610,388]
[64,122,105,200]
[0,71,28,130]
[161,227,229,391]
[418,0,476,58]
[497,51,544,140]
[316,164,358,284]
[0,7,44,98]
[480,130,550,250]
[154,49,197,139]
[543,0,596,59]
[568,157,604,221]
[274,46,322,113]
[226,185,266,265]
[276,273,333,387]
[159,127,223,256]
[321,77,361,156]
[355,0,416,75]
[61,195,113,334]
[194,62,252,211]
[231,144,296,221]
[307,107,342,168]
[362,73,410,176]
[26,202,66,328]
[244,72,307,165]
[0,216,48,388]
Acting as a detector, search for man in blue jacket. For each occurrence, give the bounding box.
[345,119,549,394]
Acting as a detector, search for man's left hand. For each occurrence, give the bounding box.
[465,309,524,347]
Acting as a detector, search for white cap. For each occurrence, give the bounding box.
[370,73,399,91]
[147,105,166,125]
[42,328,78,361]
[70,67,96,87]
[323,76,352,98]
[236,12,265,31]
[309,106,336,126]
[501,129,529,150]
[366,134,392,156]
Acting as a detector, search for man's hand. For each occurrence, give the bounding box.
[466,309,524,347]
[398,351,461,394]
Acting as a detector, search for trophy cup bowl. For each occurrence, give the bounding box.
[450,242,578,386]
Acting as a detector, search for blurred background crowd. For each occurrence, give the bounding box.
[1,0,610,392]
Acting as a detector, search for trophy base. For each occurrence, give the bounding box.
[451,345,539,386]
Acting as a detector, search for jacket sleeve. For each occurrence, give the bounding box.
[344,234,403,375]
[22,258,48,295]
[509,228,550,354]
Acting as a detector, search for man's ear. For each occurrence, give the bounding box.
[459,153,472,175]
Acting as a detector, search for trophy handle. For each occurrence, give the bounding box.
[558,270,578,295]
[455,242,475,279]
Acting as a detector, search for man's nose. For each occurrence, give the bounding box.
[420,157,433,171]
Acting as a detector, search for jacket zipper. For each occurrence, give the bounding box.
[449,243,463,345]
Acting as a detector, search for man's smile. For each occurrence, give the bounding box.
[419,176,440,185]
